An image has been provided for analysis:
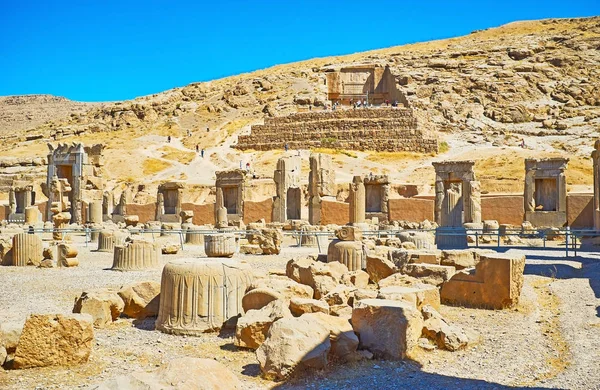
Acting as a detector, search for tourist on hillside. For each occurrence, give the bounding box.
[246,162,250,171]
[284,143,289,152]
[167,135,171,143]
[196,144,199,153]
[201,149,205,158]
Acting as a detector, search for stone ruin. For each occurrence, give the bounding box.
[364,174,390,223]
[215,169,248,224]
[594,140,600,231]
[325,64,409,106]
[308,154,336,225]
[45,143,104,224]
[235,109,437,153]
[524,158,568,227]
[272,156,302,223]
[349,176,366,225]
[155,182,184,223]
[432,161,481,248]
[7,182,36,224]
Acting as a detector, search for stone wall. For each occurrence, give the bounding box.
[235,109,437,153]
[388,198,434,222]
[567,194,594,228]
[481,195,525,226]
[321,200,349,226]
[244,199,274,224]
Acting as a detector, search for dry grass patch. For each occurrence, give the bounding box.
[158,146,196,165]
[365,151,425,164]
[222,118,256,137]
[142,158,172,176]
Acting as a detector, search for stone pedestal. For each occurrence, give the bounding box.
[112,239,160,271]
[97,230,128,252]
[12,233,43,266]
[24,207,40,225]
[52,212,71,240]
[88,202,103,224]
[186,226,209,245]
[327,240,365,271]
[155,259,252,334]
[204,234,236,257]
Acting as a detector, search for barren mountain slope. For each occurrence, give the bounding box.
[0,95,97,134]
[0,17,598,194]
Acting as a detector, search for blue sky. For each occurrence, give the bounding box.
[1,1,598,102]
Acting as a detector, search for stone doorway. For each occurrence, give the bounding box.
[286,187,302,220]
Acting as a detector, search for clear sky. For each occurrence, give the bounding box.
[1,1,598,102]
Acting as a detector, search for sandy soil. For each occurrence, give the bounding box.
[0,233,599,389]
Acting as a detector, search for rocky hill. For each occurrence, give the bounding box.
[0,17,598,195]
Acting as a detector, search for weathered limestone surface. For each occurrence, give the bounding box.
[242,288,282,312]
[11,233,43,266]
[73,289,124,328]
[13,314,94,369]
[272,156,301,223]
[593,140,600,230]
[441,253,526,309]
[112,239,160,271]
[327,239,366,271]
[118,281,161,319]
[302,312,359,359]
[155,182,184,223]
[351,299,423,360]
[204,233,236,257]
[256,316,331,381]
[235,300,291,349]
[156,259,251,334]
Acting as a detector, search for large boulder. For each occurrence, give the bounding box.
[118,281,161,319]
[0,321,23,354]
[92,357,243,389]
[285,257,348,299]
[351,299,423,360]
[235,300,291,350]
[341,270,370,288]
[13,314,94,369]
[302,312,358,360]
[256,317,331,381]
[401,264,455,286]
[73,289,124,328]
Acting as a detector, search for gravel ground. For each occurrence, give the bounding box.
[0,234,599,389]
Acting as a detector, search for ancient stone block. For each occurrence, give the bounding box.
[57,243,79,267]
[13,314,94,369]
[402,263,455,286]
[118,281,161,319]
[256,316,331,381]
[111,239,160,271]
[440,253,526,309]
[289,297,330,316]
[376,285,440,311]
[156,259,251,334]
[235,300,290,350]
[11,233,43,266]
[242,288,282,312]
[351,299,423,360]
[327,239,366,271]
[335,226,363,241]
[73,289,124,328]
[204,234,236,257]
[365,254,397,283]
[302,312,358,359]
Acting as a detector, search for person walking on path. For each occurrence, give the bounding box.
[284,143,289,152]
[201,149,205,158]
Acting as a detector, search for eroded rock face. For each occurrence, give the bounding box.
[365,254,397,283]
[421,305,469,351]
[118,281,161,319]
[13,314,94,369]
[256,316,331,381]
[235,300,291,350]
[73,289,124,328]
[257,228,283,255]
[351,299,423,360]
